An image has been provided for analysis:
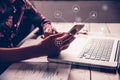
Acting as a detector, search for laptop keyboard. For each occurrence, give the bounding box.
[80,39,114,61]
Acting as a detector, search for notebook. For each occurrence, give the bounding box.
[0,62,71,80]
[48,35,120,70]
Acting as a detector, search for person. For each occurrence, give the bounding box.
[0,0,58,47]
[0,0,75,63]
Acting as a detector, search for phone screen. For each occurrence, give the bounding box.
[68,24,84,36]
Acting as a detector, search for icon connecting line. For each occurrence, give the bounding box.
[72,4,98,23]
[53,4,98,34]
[75,17,82,23]
[83,11,98,22]
[54,4,98,23]
[72,4,81,23]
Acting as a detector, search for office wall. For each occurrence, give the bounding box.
[31,0,120,23]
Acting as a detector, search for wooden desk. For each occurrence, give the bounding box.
[69,67,119,80]
[0,23,120,80]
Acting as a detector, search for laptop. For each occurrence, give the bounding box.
[48,25,120,71]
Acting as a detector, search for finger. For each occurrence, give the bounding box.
[50,33,65,39]
[60,44,69,50]
[55,33,67,40]
[57,33,75,42]
[62,36,75,46]
[63,34,74,40]
[62,35,75,43]
[57,37,75,51]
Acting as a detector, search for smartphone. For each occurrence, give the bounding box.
[68,24,84,36]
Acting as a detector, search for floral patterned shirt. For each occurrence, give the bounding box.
[0,0,48,48]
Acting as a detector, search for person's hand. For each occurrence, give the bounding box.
[38,33,75,57]
[41,23,58,39]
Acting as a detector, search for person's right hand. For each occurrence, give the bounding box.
[41,23,58,39]
[38,33,75,57]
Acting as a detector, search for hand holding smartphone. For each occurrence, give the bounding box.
[68,24,84,36]
[54,24,84,48]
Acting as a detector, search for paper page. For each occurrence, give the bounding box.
[0,62,71,80]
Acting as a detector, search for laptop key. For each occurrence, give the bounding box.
[80,39,114,62]
[101,57,106,61]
